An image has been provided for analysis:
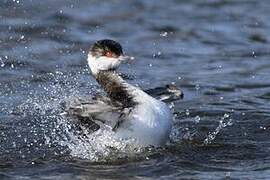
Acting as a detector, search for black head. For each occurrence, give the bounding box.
[90,39,123,58]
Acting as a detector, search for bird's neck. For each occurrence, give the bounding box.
[94,70,136,108]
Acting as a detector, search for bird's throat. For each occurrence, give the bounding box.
[95,71,136,108]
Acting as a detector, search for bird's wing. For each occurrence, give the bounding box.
[66,95,130,131]
[145,84,184,102]
[65,84,183,131]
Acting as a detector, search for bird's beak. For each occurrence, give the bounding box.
[118,55,135,62]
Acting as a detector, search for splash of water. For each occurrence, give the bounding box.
[204,113,233,145]
[8,69,144,161]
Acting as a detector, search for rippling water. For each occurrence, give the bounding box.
[1,0,270,179]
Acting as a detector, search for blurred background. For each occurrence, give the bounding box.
[0,0,270,179]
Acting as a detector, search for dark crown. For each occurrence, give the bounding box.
[90,39,123,57]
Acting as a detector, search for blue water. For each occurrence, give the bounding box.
[1,0,270,179]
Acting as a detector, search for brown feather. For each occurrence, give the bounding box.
[95,70,137,108]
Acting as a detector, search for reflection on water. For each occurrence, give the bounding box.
[1,0,270,179]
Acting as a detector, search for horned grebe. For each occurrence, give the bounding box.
[68,39,183,147]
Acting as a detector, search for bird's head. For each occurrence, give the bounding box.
[87,39,131,75]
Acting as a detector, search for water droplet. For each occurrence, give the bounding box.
[160,32,168,37]
[194,115,201,123]
[185,109,190,116]
[169,102,174,109]
[227,119,233,126]
[12,142,16,148]
[225,172,231,178]
[223,113,229,118]
[252,51,257,58]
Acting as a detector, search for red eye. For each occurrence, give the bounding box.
[106,51,113,57]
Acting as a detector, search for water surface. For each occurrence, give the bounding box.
[1,0,270,179]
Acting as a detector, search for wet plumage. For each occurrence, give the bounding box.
[67,39,183,147]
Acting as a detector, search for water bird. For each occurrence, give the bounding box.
[68,39,183,147]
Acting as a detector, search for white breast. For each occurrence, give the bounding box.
[114,84,173,147]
